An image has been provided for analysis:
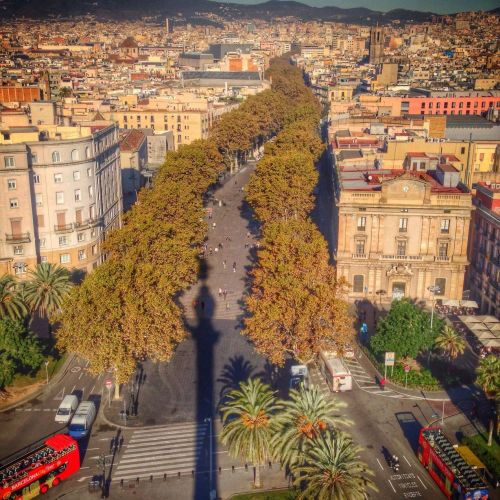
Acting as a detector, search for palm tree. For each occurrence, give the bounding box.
[477,355,500,446]
[0,275,27,320]
[434,326,466,361]
[220,378,281,487]
[292,430,377,500]
[24,263,72,334]
[272,384,350,469]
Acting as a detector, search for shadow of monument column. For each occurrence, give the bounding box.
[192,259,220,500]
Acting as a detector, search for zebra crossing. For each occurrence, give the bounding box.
[343,357,417,399]
[112,421,209,482]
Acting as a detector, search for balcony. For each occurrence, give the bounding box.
[435,256,451,262]
[5,232,31,243]
[74,218,102,230]
[351,253,368,259]
[380,255,423,261]
[399,227,408,233]
[54,223,73,233]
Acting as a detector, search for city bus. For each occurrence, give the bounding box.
[418,426,489,499]
[0,434,80,499]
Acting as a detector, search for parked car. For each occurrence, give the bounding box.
[55,395,79,424]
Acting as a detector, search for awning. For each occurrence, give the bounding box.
[476,315,498,323]
[456,445,486,470]
[459,315,482,324]
[479,338,500,348]
[443,300,478,308]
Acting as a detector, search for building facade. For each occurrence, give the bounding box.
[467,182,500,318]
[0,124,122,276]
[336,168,472,304]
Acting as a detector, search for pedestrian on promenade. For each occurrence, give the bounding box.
[380,377,386,391]
[201,301,205,312]
[212,222,216,229]
[218,287,222,297]
[232,262,236,272]
[223,289,227,301]
[246,231,251,238]
[209,247,213,255]
[214,247,218,253]
[219,242,223,250]
[222,260,226,269]
[226,302,229,311]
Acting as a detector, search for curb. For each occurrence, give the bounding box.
[0,353,75,413]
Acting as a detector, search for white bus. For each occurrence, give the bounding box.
[318,351,353,392]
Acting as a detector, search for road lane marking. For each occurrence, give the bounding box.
[70,385,76,394]
[78,372,83,380]
[388,480,396,493]
[33,408,41,411]
[417,475,427,489]
[85,360,90,368]
[90,385,95,394]
[43,408,51,411]
[87,448,100,451]
[403,455,412,467]
[376,458,384,470]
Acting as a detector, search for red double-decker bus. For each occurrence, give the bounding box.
[418,427,489,499]
[0,434,80,499]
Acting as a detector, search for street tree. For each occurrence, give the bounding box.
[220,378,281,488]
[292,430,377,500]
[0,318,43,389]
[246,151,318,223]
[476,355,500,446]
[272,385,349,469]
[244,219,353,366]
[24,263,72,333]
[370,299,443,360]
[434,326,466,361]
[0,275,27,321]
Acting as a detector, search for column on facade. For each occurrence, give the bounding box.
[417,268,426,299]
[369,214,378,255]
[338,213,346,253]
[420,215,430,255]
[377,215,385,254]
[368,266,376,296]
[375,267,382,295]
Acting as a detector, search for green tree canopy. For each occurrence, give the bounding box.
[244,219,353,366]
[246,151,318,223]
[434,325,466,360]
[0,318,43,388]
[0,275,27,321]
[476,355,500,446]
[370,299,443,360]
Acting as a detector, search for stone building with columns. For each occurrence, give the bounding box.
[335,165,472,305]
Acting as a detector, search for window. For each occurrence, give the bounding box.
[92,244,97,255]
[33,174,40,184]
[436,102,440,109]
[37,214,45,227]
[178,135,182,143]
[412,162,418,169]
[435,278,446,296]
[441,219,450,233]
[59,236,68,247]
[88,185,94,198]
[77,232,85,242]
[54,173,62,183]
[73,170,80,181]
[9,198,19,209]
[439,242,449,258]
[460,147,465,155]
[355,240,365,255]
[353,275,364,293]
[31,153,38,164]
[36,193,43,207]
[85,146,90,159]
[419,162,426,170]
[78,249,86,261]
[41,255,48,262]
[14,263,26,275]
[56,192,64,204]
[481,101,486,108]
[357,216,366,231]
[60,254,70,264]
[52,151,61,163]
[13,245,23,256]
[39,238,46,248]
[87,167,93,177]
[74,189,81,202]
[451,102,456,109]
[429,102,433,109]
[399,218,408,232]
[4,156,15,167]
[444,102,448,108]
[7,179,16,190]
[397,240,406,256]
[459,102,463,109]
[71,149,79,161]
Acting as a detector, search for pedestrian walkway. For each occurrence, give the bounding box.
[112,421,209,482]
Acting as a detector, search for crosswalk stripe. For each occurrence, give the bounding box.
[129,431,206,444]
[131,422,205,435]
[121,444,204,459]
[116,457,198,472]
[130,427,207,440]
[119,450,200,466]
[126,436,206,448]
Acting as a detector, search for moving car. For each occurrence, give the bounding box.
[68,401,96,439]
[290,365,309,390]
[55,394,79,424]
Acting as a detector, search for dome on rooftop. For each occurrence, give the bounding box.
[120,37,138,48]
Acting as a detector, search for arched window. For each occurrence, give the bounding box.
[85,146,91,159]
[52,151,61,163]
[71,149,79,161]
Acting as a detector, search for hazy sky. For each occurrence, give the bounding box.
[214,0,498,14]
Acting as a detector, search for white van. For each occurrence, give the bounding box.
[318,351,353,392]
[54,395,79,424]
[68,401,97,439]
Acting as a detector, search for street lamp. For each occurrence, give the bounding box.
[204,417,216,500]
[44,360,49,385]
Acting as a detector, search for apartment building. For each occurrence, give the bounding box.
[467,182,500,318]
[0,123,122,276]
[335,165,472,304]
